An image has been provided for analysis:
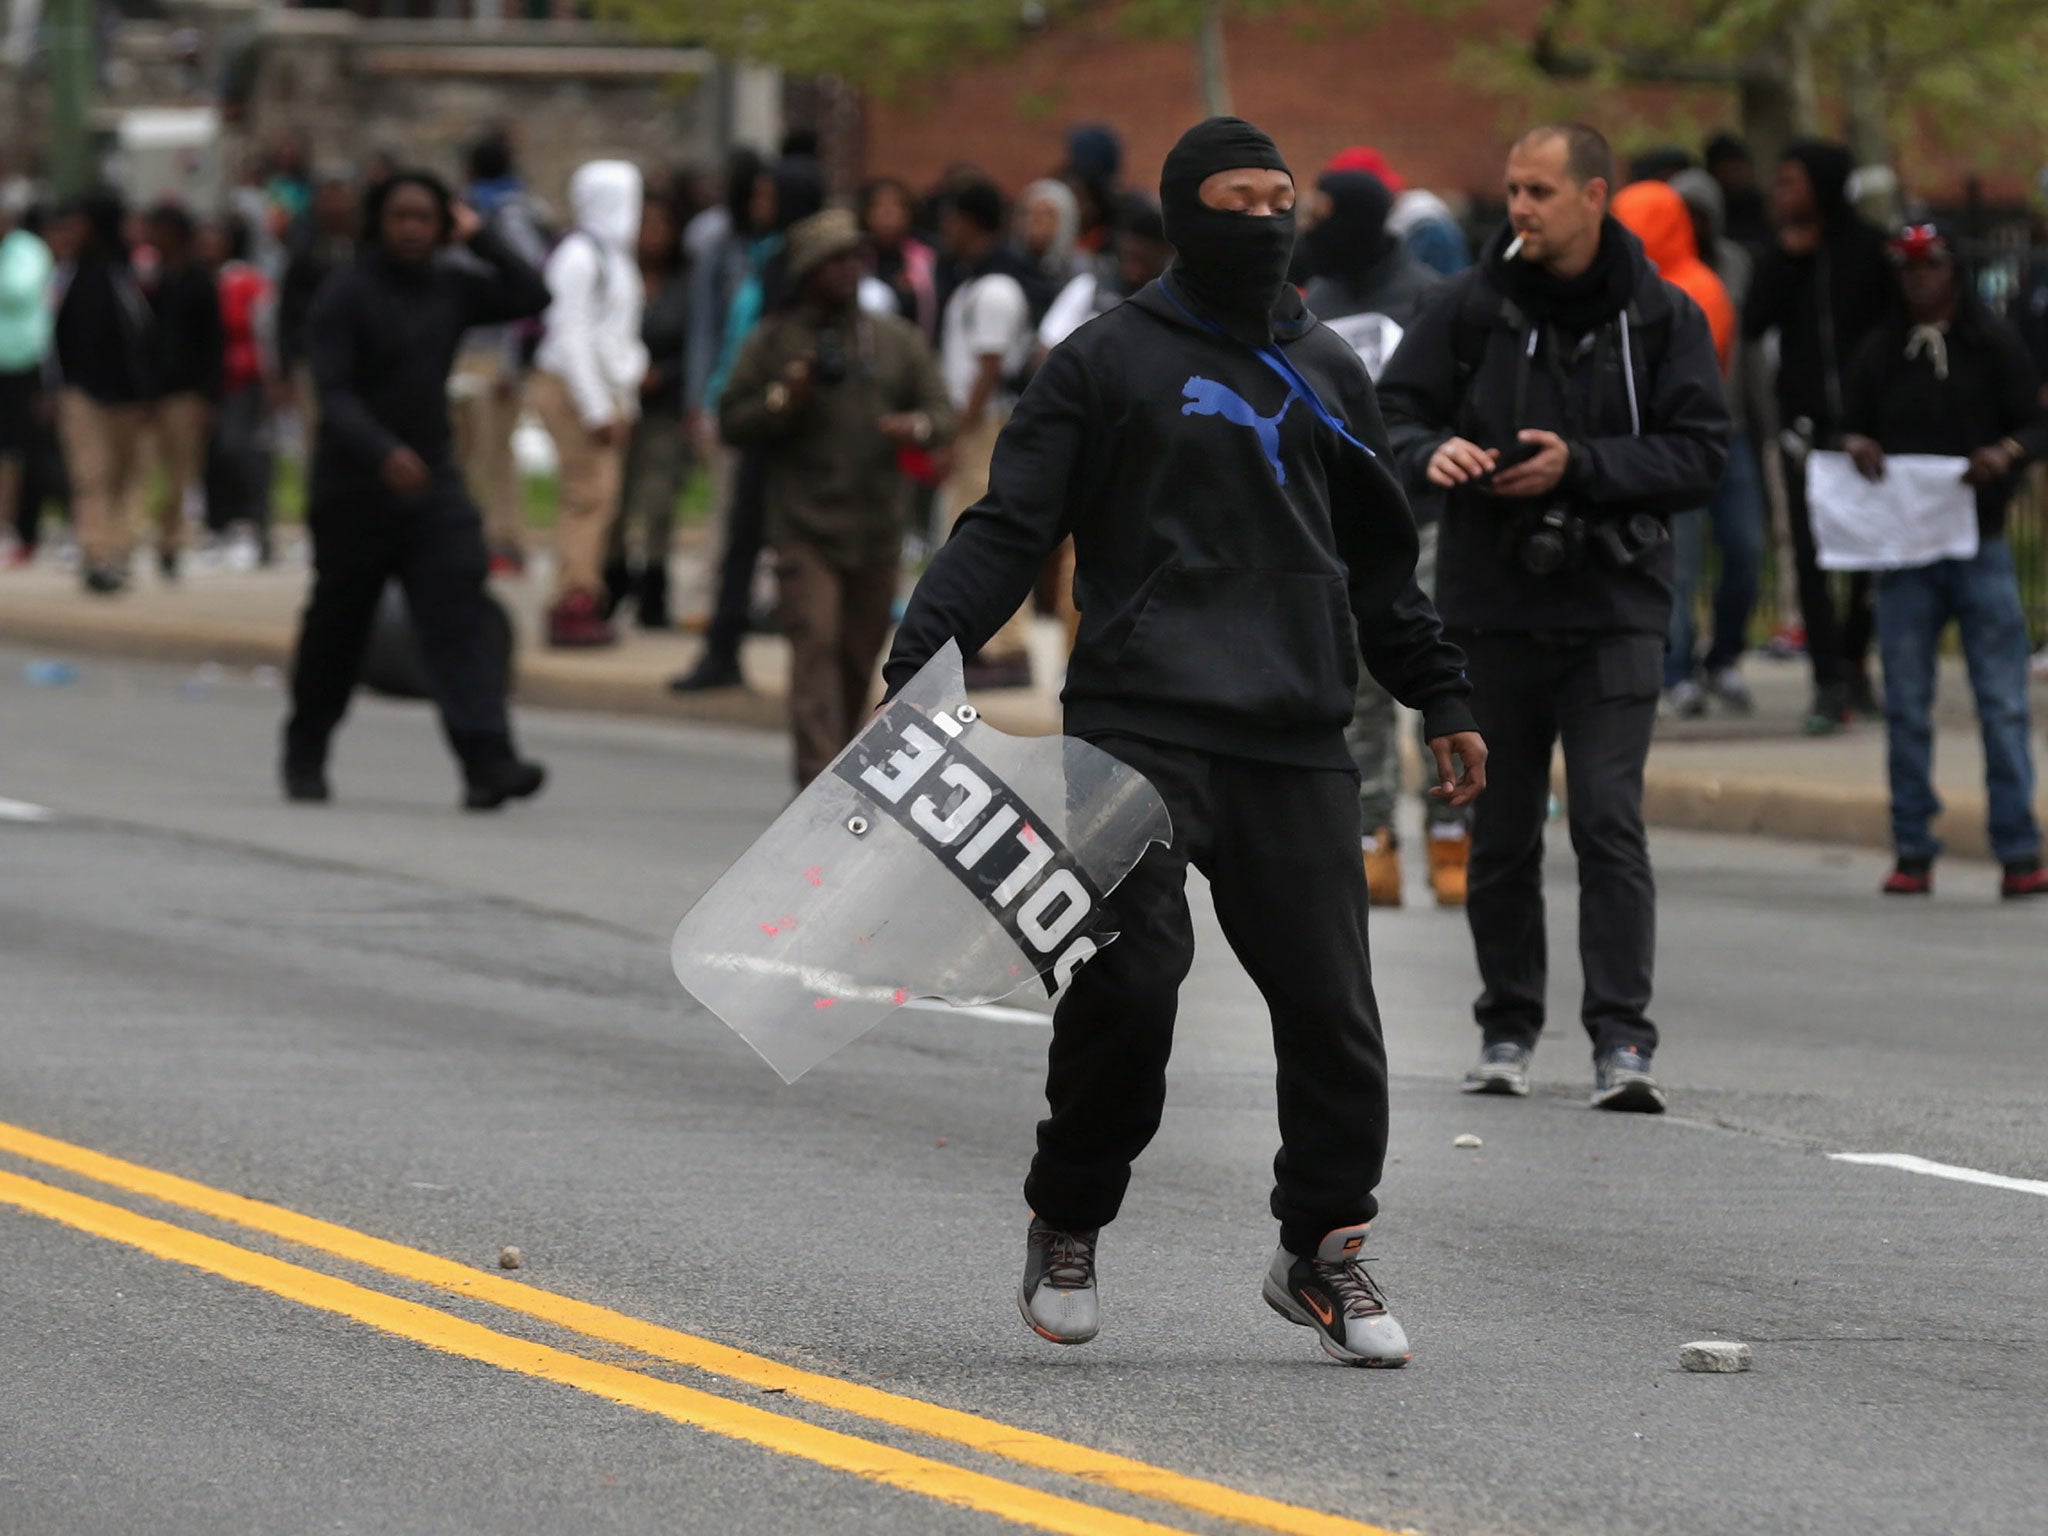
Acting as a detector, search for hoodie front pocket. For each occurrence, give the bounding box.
[1115,566,1356,724]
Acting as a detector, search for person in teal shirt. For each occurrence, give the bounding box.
[0,196,55,561]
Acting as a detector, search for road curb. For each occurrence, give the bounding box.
[3,603,1994,858]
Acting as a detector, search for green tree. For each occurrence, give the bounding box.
[600,0,1375,118]
[1507,0,2048,169]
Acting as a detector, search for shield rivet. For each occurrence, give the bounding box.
[846,816,870,836]
[955,704,979,724]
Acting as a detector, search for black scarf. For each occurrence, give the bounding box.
[1160,116,1295,344]
[1487,217,1635,336]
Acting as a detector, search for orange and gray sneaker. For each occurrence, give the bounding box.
[1263,1224,1410,1367]
[1019,1217,1099,1345]
[1427,826,1470,907]
[1362,828,1403,908]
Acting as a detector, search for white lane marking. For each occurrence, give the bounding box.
[0,797,55,823]
[903,1000,1051,1028]
[1830,1152,2048,1200]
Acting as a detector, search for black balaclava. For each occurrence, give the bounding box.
[1160,116,1295,336]
[1305,170,1395,283]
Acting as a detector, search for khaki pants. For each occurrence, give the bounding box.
[145,391,212,556]
[943,413,1034,662]
[531,370,625,601]
[777,541,899,788]
[57,390,149,569]
[451,351,525,555]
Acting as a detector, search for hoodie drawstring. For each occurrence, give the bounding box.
[1619,309,1642,437]
[1905,324,1951,381]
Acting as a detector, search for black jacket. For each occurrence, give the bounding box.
[885,274,1475,770]
[1844,304,2048,541]
[279,231,352,371]
[54,260,154,405]
[1742,143,1894,436]
[150,262,224,400]
[1377,222,1730,635]
[307,228,547,501]
[1306,244,1445,524]
[640,267,691,418]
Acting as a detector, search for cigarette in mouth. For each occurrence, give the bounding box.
[1505,234,1526,261]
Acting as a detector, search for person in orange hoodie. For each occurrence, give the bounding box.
[1613,178,1734,711]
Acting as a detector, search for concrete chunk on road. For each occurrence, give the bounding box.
[1680,1340,1753,1373]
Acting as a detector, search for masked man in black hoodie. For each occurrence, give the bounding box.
[1377,123,1728,1114]
[886,118,1485,1368]
[1744,139,1895,731]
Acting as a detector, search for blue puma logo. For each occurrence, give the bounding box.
[1181,377,1298,484]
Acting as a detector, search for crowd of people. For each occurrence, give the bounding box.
[3,116,2046,897]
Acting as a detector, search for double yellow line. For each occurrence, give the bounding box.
[0,1121,1405,1536]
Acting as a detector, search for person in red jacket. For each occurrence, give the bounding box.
[204,215,278,562]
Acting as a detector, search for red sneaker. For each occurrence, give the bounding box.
[547,591,618,649]
[2000,863,2048,900]
[1882,863,1933,896]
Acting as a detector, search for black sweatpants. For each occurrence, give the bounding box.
[1781,446,1875,695]
[1458,631,1661,1058]
[1024,735,1390,1257]
[285,468,514,772]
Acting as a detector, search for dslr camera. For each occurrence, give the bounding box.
[1509,503,1668,578]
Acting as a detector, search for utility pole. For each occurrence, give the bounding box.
[1196,0,1231,118]
[49,0,96,198]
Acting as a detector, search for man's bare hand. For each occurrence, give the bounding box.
[877,412,930,445]
[1427,730,1489,809]
[381,445,431,496]
[1488,429,1571,498]
[1965,441,2019,486]
[1427,437,1498,489]
[1844,433,1887,483]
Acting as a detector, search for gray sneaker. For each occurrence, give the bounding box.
[1262,1224,1411,1367]
[1018,1218,1099,1345]
[1591,1048,1668,1113]
[1462,1041,1532,1096]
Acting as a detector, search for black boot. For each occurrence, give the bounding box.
[636,561,670,630]
[668,652,744,693]
[454,733,547,812]
[600,557,634,622]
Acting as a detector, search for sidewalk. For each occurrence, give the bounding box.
[3,535,2044,861]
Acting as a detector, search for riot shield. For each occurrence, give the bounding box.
[672,641,1172,1082]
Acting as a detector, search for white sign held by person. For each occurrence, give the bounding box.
[1806,450,1980,572]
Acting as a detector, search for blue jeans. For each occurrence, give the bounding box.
[1666,430,1766,688]
[1702,430,1765,673]
[1875,540,2041,866]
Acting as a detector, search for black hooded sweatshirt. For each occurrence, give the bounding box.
[307,224,548,502]
[885,117,1474,769]
[1843,276,2048,542]
[1742,140,1894,437]
[1377,219,1730,635]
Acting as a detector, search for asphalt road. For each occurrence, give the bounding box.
[3,643,2045,1536]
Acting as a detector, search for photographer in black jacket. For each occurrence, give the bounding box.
[887,117,1484,1368]
[1378,124,1728,1113]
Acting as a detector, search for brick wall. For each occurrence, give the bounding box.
[860,2,1709,206]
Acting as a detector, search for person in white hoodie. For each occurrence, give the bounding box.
[532,160,648,647]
